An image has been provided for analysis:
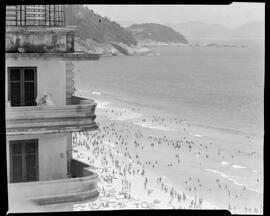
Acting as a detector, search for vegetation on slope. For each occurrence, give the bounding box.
[127,23,188,44]
[65,5,137,46]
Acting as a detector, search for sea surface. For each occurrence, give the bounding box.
[75,38,264,138]
[72,38,264,213]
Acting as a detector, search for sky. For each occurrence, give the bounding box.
[85,3,265,28]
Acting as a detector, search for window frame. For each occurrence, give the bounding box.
[8,67,37,107]
[9,139,39,183]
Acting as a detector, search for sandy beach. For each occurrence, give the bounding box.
[67,90,264,214]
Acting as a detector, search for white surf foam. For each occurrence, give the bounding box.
[94,100,110,109]
[220,161,230,166]
[189,132,203,138]
[194,134,203,137]
[247,186,261,194]
[95,100,143,121]
[76,89,91,93]
[92,91,102,95]
[205,168,261,194]
[232,164,246,169]
[205,168,245,186]
[134,122,177,132]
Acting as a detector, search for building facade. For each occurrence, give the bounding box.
[5,4,100,212]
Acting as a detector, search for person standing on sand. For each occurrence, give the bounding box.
[144,177,148,190]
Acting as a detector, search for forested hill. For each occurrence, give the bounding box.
[127,23,188,44]
[65,5,137,46]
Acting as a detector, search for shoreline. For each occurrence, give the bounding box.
[72,90,263,214]
[76,89,263,139]
[77,90,263,141]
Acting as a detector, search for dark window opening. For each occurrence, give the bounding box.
[8,67,37,107]
[10,140,38,183]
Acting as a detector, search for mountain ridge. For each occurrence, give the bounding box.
[164,21,264,39]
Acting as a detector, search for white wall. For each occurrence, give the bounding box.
[38,134,67,180]
[6,133,68,182]
[66,133,73,175]
[5,60,66,106]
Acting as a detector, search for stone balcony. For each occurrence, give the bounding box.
[5,26,101,61]
[8,159,99,213]
[6,96,98,136]
[6,26,76,53]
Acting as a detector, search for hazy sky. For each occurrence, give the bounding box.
[85,3,264,28]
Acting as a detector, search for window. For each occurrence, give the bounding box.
[6,5,64,26]
[10,140,38,183]
[67,34,74,52]
[8,67,37,107]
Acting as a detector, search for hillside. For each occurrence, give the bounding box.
[65,5,137,46]
[127,23,188,44]
[165,21,264,39]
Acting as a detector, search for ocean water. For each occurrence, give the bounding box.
[75,39,264,137]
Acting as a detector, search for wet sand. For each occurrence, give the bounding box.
[71,91,263,214]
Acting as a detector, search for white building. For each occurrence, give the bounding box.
[5,5,100,212]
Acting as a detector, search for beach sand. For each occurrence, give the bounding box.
[70,91,263,214]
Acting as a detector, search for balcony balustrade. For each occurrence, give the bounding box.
[6,96,98,136]
[8,158,99,212]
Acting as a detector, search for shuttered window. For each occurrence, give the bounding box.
[10,140,39,183]
[8,67,37,107]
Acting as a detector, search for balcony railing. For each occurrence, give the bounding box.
[8,158,99,211]
[6,96,98,136]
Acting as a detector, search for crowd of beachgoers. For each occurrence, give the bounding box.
[73,128,209,210]
[71,99,263,214]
